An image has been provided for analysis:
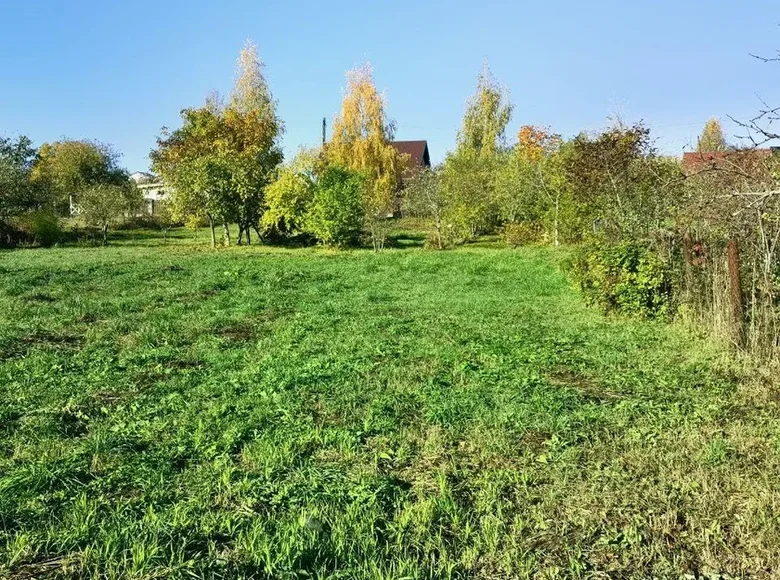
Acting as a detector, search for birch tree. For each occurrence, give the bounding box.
[326,63,407,251]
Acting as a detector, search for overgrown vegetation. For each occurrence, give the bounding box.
[3,233,780,578]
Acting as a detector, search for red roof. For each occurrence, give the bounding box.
[391,140,431,169]
[682,149,773,173]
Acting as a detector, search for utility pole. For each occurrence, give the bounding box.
[322,117,326,146]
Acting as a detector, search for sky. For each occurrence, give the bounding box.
[1,1,779,172]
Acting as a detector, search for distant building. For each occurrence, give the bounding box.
[390,140,431,179]
[130,171,168,214]
[388,140,431,217]
[681,148,778,174]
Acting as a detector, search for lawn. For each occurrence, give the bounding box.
[1,230,779,579]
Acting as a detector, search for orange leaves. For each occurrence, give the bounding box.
[516,125,559,162]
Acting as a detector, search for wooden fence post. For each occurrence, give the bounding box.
[726,238,745,347]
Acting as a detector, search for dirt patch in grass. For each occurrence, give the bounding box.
[166,357,203,371]
[520,428,554,452]
[162,264,185,273]
[219,321,256,342]
[91,390,137,407]
[218,309,288,344]
[1,329,83,360]
[546,368,618,401]
[24,292,56,303]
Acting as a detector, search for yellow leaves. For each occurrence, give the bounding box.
[326,63,403,218]
[458,66,512,157]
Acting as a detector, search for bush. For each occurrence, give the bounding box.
[571,241,675,319]
[304,165,364,247]
[502,222,540,247]
[0,219,32,248]
[184,215,209,232]
[25,211,62,247]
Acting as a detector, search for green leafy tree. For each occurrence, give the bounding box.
[155,199,176,242]
[227,40,284,243]
[79,182,143,244]
[402,166,446,248]
[565,122,681,240]
[152,41,283,247]
[262,148,317,236]
[495,126,572,245]
[441,65,512,241]
[441,150,499,241]
[697,117,728,152]
[0,135,39,220]
[304,165,364,247]
[457,66,513,157]
[31,140,127,213]
[151,106,238,247]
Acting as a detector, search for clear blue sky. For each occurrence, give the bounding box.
[1,1,778,172]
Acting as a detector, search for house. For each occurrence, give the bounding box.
[129,171,168,214]
[390,140,431,178]
[69,172,168,216]
[681,148,777,175]
[389,140,431,217]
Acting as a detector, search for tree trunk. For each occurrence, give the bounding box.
[434,215,443,249]
[208,214,216,249]
[726,238,745,347]
[101,223,108,246]
[237,225,244,246]
[682,231,694,291]
[223,223,231,247]
[245,224,252,245]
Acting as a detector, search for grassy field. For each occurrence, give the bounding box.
[1,228,780,579]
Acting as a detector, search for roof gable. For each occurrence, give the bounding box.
[391,140,430,169]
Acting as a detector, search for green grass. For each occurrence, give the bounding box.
[2,229,780,578]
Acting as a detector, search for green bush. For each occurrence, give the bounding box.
[14,211,62,247]
[28,211,62,247]
[304,165,364,247]
[571,241,675,319]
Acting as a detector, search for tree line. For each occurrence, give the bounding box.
[401,67,778,362]
[151,45,408,250]
[0,136,141,246]
[1,41,778,362]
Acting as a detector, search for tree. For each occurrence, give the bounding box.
[564,122,680,240]
[326,63,406,251]
[151,106,237,248]
[0,134,36,169]
[402,167,446,248]
[31,140,127,213]
[155,199,176,242]
[227,40,284,243]
[151,40,283,248]
[457,66,512,157]
[0,135,38,221]
[262,148,318,237]
[79,182,142,244]
[697,117,728,152]
[440,66,513,241]
[304,165,364,247]
[494,126,573,245]
[441,151,499,241]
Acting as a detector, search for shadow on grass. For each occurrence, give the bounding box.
[386,232,426,249]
